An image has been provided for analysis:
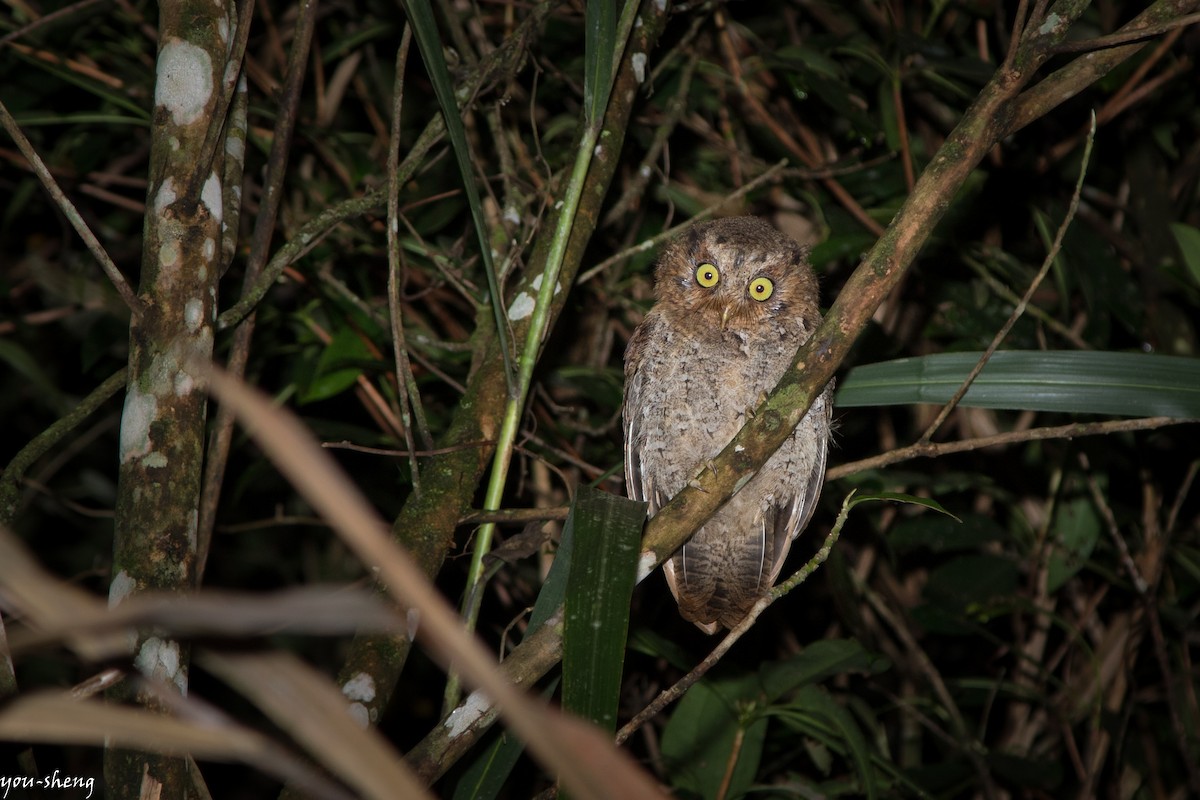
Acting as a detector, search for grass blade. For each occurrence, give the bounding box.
[562,487,646,733]
[584,0,619,124]
[836,351,1200,417]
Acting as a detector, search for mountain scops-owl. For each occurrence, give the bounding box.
[623,216,833,634]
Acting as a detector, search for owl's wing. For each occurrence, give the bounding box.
[766,384,833,587]
[622,314,665,515]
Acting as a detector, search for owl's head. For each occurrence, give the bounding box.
[654,216,819,340]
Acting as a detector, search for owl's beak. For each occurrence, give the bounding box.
[720,304,733,330]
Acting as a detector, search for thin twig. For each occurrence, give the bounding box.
[828,416,1189,482]
[917,112,1096,445]
[962,254,1092,350]
[0,0,106,46]
[0,99,142,317]
[388,24,430,495]
[1051,12,1200,52]
[1,369,128,525]
[1077,452,1148,594]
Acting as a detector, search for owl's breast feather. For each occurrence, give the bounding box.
[629,314,800,499]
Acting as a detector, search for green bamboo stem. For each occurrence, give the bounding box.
[445,0,641,712]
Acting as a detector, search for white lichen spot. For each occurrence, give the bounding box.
[184,298,204,333]
[201,171,223,224]
[217,14,229,43]
[636,551,657,583]
[159,239,181,269]
[136,637,186,694]
[507,292,535,321]
[156,39,213,126]
[443,690,492,738]
[554,200,564,210]
[635,15,643,28]
[142,452,168,469]
[734,444,745,453]
[1038,13,1060,35]
[225,132,245,161]
[632,52,647,84]
[654,0,666,11]
[203,237,216,262]
[347,702,370,728]
[504,206,520,226]
[119,389,157,463]
[108,570,137,608]
[594,144,604,158]
[343,672,377,703]
[531,274,544,291]
[406,608,420,640]
[154,178,178,215]
[169,136,181,151]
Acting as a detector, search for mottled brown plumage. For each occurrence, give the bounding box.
[623,216,833,633]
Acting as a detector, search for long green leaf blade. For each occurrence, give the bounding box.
[562,487,645,733]
[836,351,1200,417]
[399,0,512,389]
[584,0,618,125]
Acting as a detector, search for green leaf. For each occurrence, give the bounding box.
[1169,222,1200,288]
[781,685,878,800]
[760,639,890,703]
[298,327,371,404]
[584,0,618,125]
[1047,490,1100,592]
[527,506,574,635]
[661,674,767,800]
[451,731,525,800]
[837,351,1200,417]
[561,486,645,733]
[848,490,961,521]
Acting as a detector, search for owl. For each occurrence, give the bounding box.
[623,216,833,634]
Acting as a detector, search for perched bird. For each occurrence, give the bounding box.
[623,216,833,633]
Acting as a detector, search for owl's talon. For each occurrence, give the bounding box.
[687,478,707,492]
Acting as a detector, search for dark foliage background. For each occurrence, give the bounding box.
[2,1,1198,798]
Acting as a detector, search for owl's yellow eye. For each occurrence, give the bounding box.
[694,263,720,288]
[749,276,774,301]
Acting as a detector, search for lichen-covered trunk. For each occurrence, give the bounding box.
[105,2,232,797]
